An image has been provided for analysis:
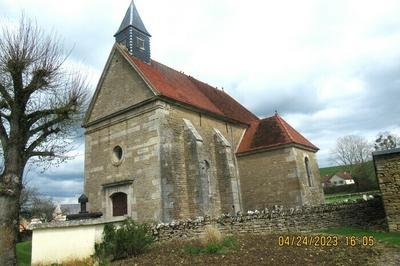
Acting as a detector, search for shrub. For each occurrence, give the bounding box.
[200,225,223,246]
[204,242,222,254]
[184,226,237,254]
[94,219,155,263]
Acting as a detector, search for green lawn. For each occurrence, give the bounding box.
[324,191,380,204]
[324,194,363,204]
[319,227,400,247]
[16,241,31,266]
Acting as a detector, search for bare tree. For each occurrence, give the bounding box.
[330,135,372,166]
[374,131,399,151]
[20,184,55,222]
[0,17,88,265]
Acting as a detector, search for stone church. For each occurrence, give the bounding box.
[83,1,324,222]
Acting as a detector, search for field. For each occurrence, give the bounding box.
[17,229,400,265]
[112,232,400,266]
[319,227,400,247]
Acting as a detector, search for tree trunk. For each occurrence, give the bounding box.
[0,172,22,266]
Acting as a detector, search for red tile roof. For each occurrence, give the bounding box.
[335,172,353,180]
[237,114,319,154]
[322,175,332,183]
[122,48,258,125]
[118,46,318,154]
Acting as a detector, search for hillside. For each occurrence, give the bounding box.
[319,165,346,179]
[319,161,378,192]
[319,161,376,179]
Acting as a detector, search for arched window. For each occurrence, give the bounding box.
[305,157,313,187]
[111,192,127,217]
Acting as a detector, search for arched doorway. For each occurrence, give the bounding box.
[111,192,127,217]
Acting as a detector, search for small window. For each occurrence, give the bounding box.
[305,157,313,187]
[137,37,145,50]
[112,146,123,164]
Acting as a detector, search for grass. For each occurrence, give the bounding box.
[184,235,237,254]
[16,241,31,266]
[324,191,379,204]
[319,227,400,246]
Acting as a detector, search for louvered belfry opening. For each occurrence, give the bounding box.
[111,192,128,217]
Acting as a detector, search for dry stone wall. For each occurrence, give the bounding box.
[152,198,386,241]
[373,148,400,232]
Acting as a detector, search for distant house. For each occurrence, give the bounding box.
[329,172,355,186]
[321,175,332,188]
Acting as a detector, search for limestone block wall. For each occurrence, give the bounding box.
[293,148,324,206]
[84,101,164,222]
[373,148,400,232]
[87,50,154,123]
[238,146,323,211]
[159,103,246,221]
[238,148,300,210]
[154,198,386,241]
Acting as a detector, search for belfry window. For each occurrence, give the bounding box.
[137,37,145,50]
[305,157,313,187]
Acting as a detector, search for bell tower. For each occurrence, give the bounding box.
[114,0,151,63]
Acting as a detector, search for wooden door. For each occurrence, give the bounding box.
[111,192,127,216]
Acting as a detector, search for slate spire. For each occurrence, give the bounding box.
[115,0,151,63]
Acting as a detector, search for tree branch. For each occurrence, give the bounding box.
[27,151,55,158]
[26,127,61,155]
[0,83,13,106]
[0,118,8,149]
[29,115,66,137]
[27,106,69,127]
[0,111,10,121]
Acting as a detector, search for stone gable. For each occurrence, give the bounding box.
[86,48,155,124]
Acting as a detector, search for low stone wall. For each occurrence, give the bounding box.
[31,198,386,264]
[153,198,387,241]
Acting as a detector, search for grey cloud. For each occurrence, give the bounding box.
[251,85,324,118]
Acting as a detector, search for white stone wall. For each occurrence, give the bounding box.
[31,218,124,265]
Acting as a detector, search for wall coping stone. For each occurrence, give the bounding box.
[30,216,126,230]
[373,147,400,157]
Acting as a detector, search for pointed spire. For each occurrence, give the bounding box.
[115,0,151,37]
[114,0,151,63]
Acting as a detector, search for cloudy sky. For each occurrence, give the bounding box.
[1,0,400,203]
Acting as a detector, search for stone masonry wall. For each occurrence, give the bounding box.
[153,198,386,241]
[238,147,324,211]
[84,101,164,222]
[159,103,246,222]
[239,148,298,210]
[87,49,154,123]
[373,149,400,232]
[293,148,325,205]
